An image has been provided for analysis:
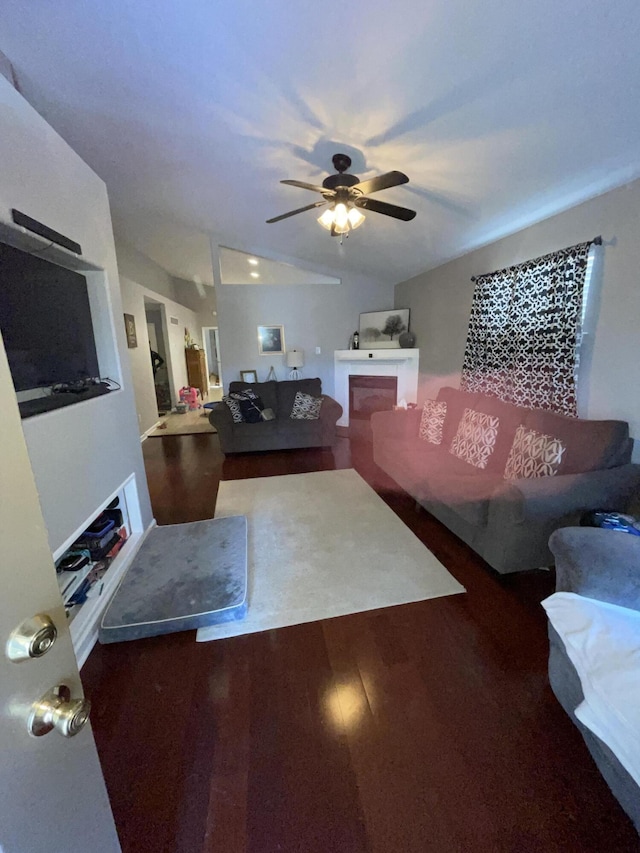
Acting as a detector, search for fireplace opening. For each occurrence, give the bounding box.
[349,375,397,439]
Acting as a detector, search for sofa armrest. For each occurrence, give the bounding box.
[549,526,640,610]
[208,400,234,435]
[490,464,640,527]
[371,409,421,442]
[320,395,343,425]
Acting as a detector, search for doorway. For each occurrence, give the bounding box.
[145,300,172,415]
[202,326,222,390]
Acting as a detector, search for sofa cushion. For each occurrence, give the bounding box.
[450,408,499,470]
[419,400,447,444]
[231,420,280,440]
[406,450,500,526]
[436,386,480,447]
[276,378,322,416]
[229,380,278,412]
[277,419,323,441]
[290,390,322,420]
[524,408,631,474]
[504,424,566,480]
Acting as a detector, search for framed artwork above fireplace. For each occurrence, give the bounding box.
[359,309,410,348]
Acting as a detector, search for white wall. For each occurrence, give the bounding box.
[115,239,177,301]
[118,276,160,436]
[119,275,203,433]
[395,178,640,459]
[216,271,394,396]
[172,276,217,328]
[0,76,153,552]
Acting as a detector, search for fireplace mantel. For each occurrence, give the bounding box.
[334,349,419,427]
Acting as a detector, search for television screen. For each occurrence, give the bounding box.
[0,241,99,391]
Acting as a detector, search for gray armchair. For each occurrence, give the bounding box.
[548,526,640,831]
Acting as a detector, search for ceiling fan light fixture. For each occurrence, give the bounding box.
[347,207,365,229]
[318,208,335,230]
[333,202,349,230]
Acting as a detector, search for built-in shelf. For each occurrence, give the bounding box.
[52,473,149,667]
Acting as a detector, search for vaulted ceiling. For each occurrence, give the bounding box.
[1,0,639,285]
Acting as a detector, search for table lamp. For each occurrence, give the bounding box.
[286,349,304,380]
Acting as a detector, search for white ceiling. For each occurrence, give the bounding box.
[1,0,640,286]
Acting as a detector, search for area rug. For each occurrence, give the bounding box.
[196,469,465,642]
[148,409,217,436]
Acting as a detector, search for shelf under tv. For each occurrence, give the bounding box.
[19,383,111,418]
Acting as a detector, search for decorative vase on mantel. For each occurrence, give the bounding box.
[399,331,416,348]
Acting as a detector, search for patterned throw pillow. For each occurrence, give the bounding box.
[290,391,323,420]
[449,408,499,469]
[222,395,243,423]
[237,393,264,424]
[504,425,566,479]
[223,389,262,423]
[419,400,447,445]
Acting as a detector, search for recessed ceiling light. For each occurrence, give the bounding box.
[250,271,260,278]
[248,258,259,266]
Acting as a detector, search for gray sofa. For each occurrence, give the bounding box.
[371,386,640,573]
[208,378,342,454]
[548,527,640,831]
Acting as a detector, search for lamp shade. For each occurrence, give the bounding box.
[286,349,304,369]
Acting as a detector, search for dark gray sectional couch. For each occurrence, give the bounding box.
[371,386,640,574]
[208,378,342,454]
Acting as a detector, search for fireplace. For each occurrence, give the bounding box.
[349,375,397,439]
[333,348,419,428]
[349,375,397,419]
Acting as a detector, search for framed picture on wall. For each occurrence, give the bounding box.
[123,313,138,348]
[359,309,410,349]
[257,325,285,355]
[240,370,258,383]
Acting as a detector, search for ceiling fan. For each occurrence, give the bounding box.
[266,153,417,237]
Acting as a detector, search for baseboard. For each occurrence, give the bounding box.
[140,420,163,442]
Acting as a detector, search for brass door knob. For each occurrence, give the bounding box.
[28,684,91,738]
[6,614,58,662]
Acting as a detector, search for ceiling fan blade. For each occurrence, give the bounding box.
[281,179,335,196]
[354,197,416,221]
[352,170,409,196]
[266,200,328,224]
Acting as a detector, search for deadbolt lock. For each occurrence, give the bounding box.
[6,614,58,662]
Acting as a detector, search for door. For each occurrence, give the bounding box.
[201,326,222,387]
[0,340,120,851]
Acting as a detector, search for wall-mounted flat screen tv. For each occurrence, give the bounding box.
[0,241,99,392]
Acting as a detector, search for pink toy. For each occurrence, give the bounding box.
[179,386,201,410]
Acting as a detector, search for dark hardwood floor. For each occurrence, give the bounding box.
[82,434,640,852]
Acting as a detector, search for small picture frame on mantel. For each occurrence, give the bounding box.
[359,309,410,349]
[240,370,258,383]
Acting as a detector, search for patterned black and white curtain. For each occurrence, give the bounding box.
[460,241,592,417]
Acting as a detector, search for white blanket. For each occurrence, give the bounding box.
[542,592,640,787]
